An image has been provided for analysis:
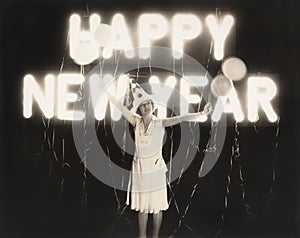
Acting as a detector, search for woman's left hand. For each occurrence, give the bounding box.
[203,102,213,115]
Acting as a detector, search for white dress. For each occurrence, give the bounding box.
[126,116,169,214]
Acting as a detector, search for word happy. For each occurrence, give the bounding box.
[70,13,234,64]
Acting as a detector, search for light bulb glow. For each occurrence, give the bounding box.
[211,87,244,122]
[138,14,168,59]
[248,76,278,122]
[105,14,135,58]
[57,73,85,120]
[206,15,234,61]
[180,77,202,115]
[69,14,100,64]
[89,74,130,121]
[172,14,202,59]
[149,76,177,118]
[23,74,55,119]
[89,14,101,32]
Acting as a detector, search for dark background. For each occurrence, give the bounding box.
[0,0,299,237]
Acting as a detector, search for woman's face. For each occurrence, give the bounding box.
[138,100,153,116]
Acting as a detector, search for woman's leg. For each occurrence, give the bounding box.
[138,212,148,238]
[152,211,162,238]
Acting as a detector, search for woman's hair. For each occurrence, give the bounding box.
[136,100,155,116]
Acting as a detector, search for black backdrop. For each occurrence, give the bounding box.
[1,0,299,237]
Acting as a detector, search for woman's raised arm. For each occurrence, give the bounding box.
[162,103,212,127]
[105,90,137,126]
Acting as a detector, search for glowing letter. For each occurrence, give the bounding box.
[23,74,55,118]
[69,14,100,65]
[206,15,234,61]
[149,76,177,118]
[89,74,130,121]
[172,14,202,59]
[57,74,85,120]
[103,14,134,58]
[211,88,244,122]
[138,14,168,59]
[248,76,278,122]
[180,76,208,121]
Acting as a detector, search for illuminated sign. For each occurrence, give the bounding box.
[22,12,278,122]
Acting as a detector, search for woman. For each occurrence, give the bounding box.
[106,84,212,238]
